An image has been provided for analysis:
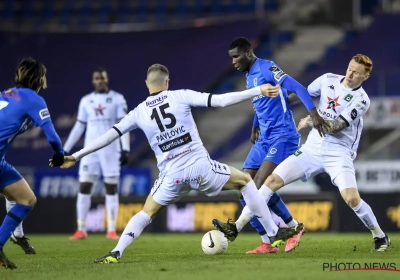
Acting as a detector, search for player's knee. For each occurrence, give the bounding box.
[79,183,93,194]
[265,174,284,191]
[17,194,36,207]
[27,195,37,207]
[342,188,360,208]
[105,184,118,195]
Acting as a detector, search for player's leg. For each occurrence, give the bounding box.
[94,173,191,264]
[104,179,119,240]
[6,199,36,254]
[332,171,389,252]
[210,161,303,247]
[222,147,319,243]
[100,150,121,240]
[70,156,100,240]
[0,162,36,269]
[241,141,276,248]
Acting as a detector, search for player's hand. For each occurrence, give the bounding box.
[120,150,130,166]
[310,108,329,137]
[49,153,64,167]
[297,115,310,132]
[251,126,260,144]
[49,156,76,168]
[260,84,280,97]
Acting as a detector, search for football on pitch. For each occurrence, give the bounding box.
[201,230,229,255]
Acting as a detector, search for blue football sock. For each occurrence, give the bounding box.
[239,199,266,236]
[0,203,33,248]
[268,192,293,224]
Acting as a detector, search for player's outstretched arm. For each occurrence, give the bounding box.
[51,128,121,168]
[41,122,65,166]
[210,84,280,107]
[63,121,86,153]
[281,76,328,137]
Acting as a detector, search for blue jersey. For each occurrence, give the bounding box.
[0,87,63,159]
[246,58,299,140]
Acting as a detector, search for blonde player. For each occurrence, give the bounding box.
[51,64,303,263]
[64,68,130,240]
[214,54,390,252]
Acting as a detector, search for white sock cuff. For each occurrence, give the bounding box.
[259,185,274,196]
[352,199,364,212]
[138,210,152,224]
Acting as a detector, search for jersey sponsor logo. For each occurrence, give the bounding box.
[326,96,341,113]
[326,74,339,79]
[344,94,353,102]
[253,78,258,87]
[39,108,50,120]
[269,65,286,81]
[328,85,335,90]
[1,89,21,101]
[174,176,201,185]
[146,95,168,107]
[158,132,192,152]
[156,126,186,142]
[166,147,192,161]
[0,100,9,110]
[350,108,358,120]
[94,104,106,116]
[252,94,266,102]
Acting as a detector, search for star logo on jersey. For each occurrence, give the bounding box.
[326,96,341,113]
[94,104,106,116]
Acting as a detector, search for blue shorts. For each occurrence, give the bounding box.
[0,158,23,191]
[243,136,300,169]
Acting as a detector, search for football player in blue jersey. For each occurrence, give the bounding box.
[0,58,65,269]
[213,37,327,253]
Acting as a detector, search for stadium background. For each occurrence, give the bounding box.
[1,0,400,235]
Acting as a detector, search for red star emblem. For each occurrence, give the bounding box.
[326,96,341,113]
[94,104,106,116]
[175,180,180,184]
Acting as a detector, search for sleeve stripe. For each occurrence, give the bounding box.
[207,94,212,107]
[77,120,87,124]
[339,115,350,127]
[112,126,123,137]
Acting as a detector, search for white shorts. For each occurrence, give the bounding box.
[79,149,120,183]
[273,144,357,192]
[151,157,231,206]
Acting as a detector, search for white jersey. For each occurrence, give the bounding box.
[78,90,127,149]
[114,89,211,175]
[305,73,370,154]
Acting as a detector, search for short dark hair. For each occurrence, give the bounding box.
[229,37,252,52]
[93,67,107,74]
[15,57,47,90]
[147,64,169,76]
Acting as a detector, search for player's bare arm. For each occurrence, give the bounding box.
[298,115,348,134]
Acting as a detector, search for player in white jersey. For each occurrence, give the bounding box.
[63,68,130,240]
[214,54,390,252]
[50,64,304,263]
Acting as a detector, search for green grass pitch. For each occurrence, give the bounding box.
[1,233,399,280]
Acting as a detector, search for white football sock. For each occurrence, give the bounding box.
[240,180,278,236]
[259,185,274,204]
[286,219,298,228]
[113,210,152,257]
[235,206,252,232]
[6,199,24,237]
[271,209,288,228]
[352,199,385,238]
[260,234,271,243]
[77,193,91,232]
[106,194,119,232]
